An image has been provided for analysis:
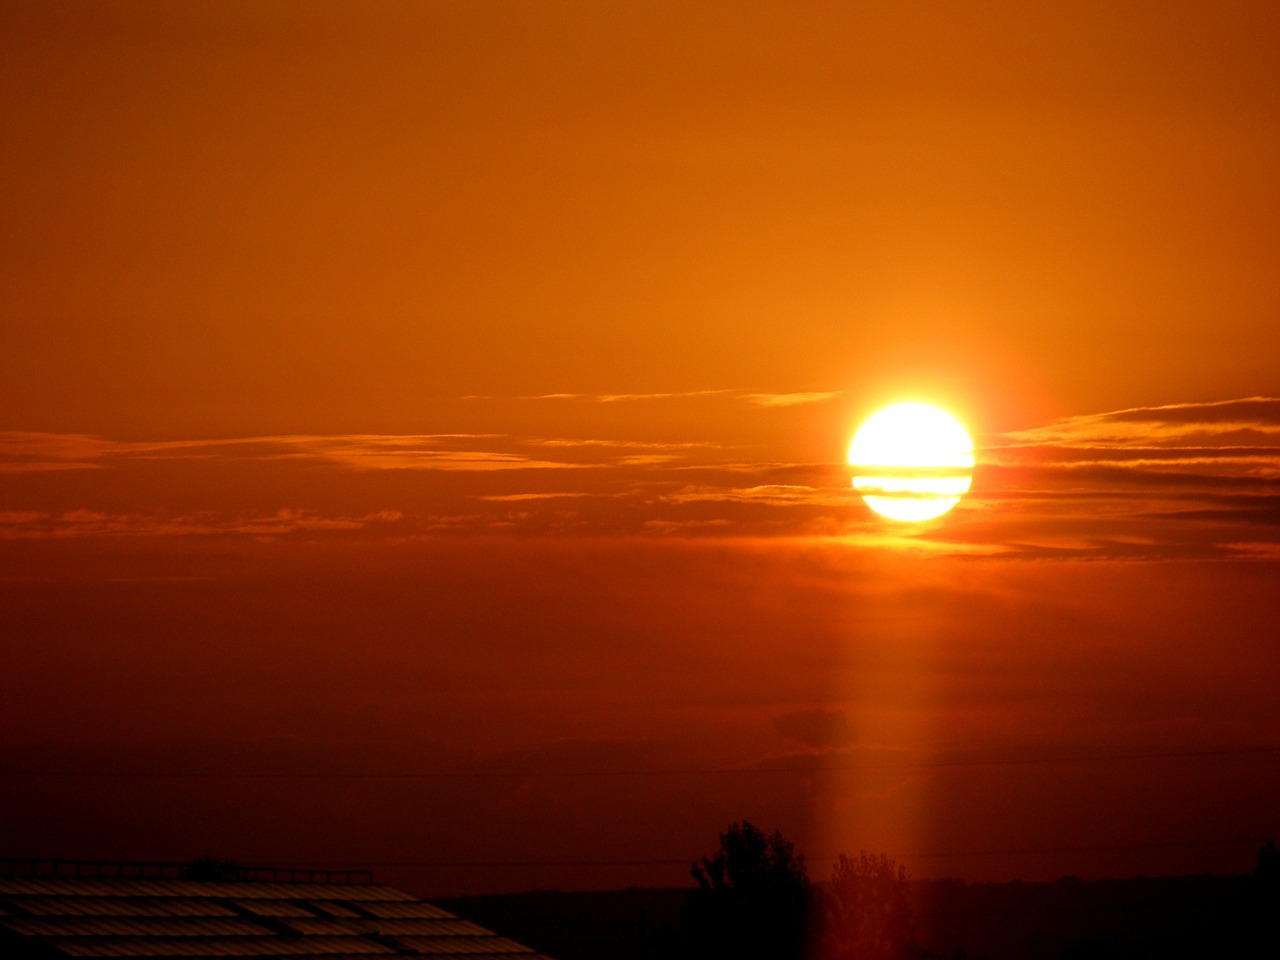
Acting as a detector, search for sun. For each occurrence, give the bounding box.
[848,402,975,522]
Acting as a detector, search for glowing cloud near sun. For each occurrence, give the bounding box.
[848,403,975,522]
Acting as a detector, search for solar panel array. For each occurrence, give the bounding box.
[0,876,554,959]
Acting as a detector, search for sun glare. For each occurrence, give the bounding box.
[848,403,975,522]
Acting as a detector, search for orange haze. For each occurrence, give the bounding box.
[2,2,1279,895]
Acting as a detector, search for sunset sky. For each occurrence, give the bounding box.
[2,1,1279,896]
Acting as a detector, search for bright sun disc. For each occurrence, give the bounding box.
[848,402,974,522]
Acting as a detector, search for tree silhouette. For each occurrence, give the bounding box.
[682,821,812,960]
[817,851,913,960]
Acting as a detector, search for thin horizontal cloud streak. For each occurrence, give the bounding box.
[0,460,104,474]
[1005,396,1280,447]
[0,508,411,541]
[1149,494,1280,526]
[478,493,600,502]
[1103,397,1280,425]
[465,389,841,407]
[745,391,842,407]
[989,399,1280,486]
[663,484,856,508]
[464,389,735,403]
[286,448,593,472]
[0,432,598,474]
[532,438,719,450]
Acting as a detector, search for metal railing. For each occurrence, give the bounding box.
[0,858,373,885]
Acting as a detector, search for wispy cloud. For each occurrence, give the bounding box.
[642,518,735,532]
[663,484,853,507]
[531,438,720,450]
[744,391,842,407]
[0,432,593,474]
[933,397,1280,560]
[286,442,592,472]
[465,389,841,407]
[992,399,1280,475]
[464,389,735,403]
[0,511,47,524]
[1003,397,1280,448]
[0,508,410,541]
[3,399,1277,557]
[478,493,599,502]
[0,431,736,479]
[0,460,103,474]
[773,708,857,749]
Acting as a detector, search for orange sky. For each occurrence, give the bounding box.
[2,2,1279,895]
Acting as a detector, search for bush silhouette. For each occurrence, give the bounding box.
[817,851,913,960]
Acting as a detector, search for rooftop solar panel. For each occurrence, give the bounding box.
[0,877,412,901]
[0,869,548,959]
[283,916,485,938]
[393,935,537,955]
[352,900,455,920]
[267,918,367,937]
[299,886,413,904]
[51,935,395,956]
[303,902,362,918]
[3,915,273,938]
[228,900,320,918]
[16,896,242,918]
[377,918,492,937]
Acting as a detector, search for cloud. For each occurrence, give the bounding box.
[0,508,412,541]
[984,396,1280,504]
[0,511,47,524]
[465,389,841,407]
[0,432,597,474]
[465,389,735,403]
[642,519,734,532]
[829,397,1279,561]
[1003,396,1280,448]
[0,460,103,473]
[617,454,684,465]
[300,446,593,472]
[478,493,598,502]
[248,435,593,472]
[773,709,857,749]
[664,484,854,507]
[745,391,842,407]
[532,438,718,450]
[0,432,115,472]
[3,398,1277,557]
[1102,397,1280,426]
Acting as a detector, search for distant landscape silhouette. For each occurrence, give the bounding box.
[444,830,1280,960]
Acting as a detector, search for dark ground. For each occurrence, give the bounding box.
[440,872,1278,960]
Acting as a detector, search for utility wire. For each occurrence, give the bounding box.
[1,744,1276,779]
[253,837,1273,870]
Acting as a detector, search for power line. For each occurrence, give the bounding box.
[242,837,1272,870]
[1,744,1276,780]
